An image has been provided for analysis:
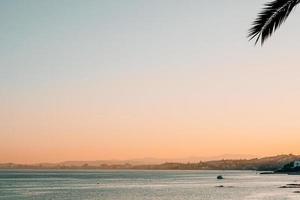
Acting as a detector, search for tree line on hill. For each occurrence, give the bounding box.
[1,154,300,171]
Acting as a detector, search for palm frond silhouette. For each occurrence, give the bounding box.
[249,0,300,45]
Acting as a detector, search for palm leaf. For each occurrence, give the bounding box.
[248,0,300,45]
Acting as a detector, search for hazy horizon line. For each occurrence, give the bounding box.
[3,153,292,165]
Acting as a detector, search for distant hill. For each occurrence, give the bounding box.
[1,154,299,171]
[133,154,300,171]
[58,154,257,167]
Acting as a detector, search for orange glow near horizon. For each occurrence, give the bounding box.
[2,73,300,164]
[2,1,300,164]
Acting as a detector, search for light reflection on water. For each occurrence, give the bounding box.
[0,170,299,200]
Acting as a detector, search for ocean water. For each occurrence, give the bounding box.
[0,170,299,200]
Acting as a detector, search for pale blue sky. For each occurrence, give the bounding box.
[1,0,300,91]
[2,1,300,163]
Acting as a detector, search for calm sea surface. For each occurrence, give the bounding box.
[0,170,299,200]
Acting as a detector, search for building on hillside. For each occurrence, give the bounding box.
[293,161,300,168]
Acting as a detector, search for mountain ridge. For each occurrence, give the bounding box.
[1,154,299,171]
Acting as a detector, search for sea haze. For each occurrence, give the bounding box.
[58,154,258,166]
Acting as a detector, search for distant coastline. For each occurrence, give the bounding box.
[1,154,300,172]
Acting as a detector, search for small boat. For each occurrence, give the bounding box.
[217,175,224,180]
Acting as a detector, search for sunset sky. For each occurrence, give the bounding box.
[1,0,300,164]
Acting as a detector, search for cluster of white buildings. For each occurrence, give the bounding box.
[293,161,300,168]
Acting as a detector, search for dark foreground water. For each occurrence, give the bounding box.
[0,170,299,200]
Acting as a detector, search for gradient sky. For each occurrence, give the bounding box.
[1,0,300,163]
